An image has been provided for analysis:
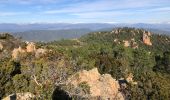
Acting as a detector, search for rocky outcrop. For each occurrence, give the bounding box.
[143,31,152,46]
[26,42,36,53]
[121,39,138,49]
[64,68,124,100]
[111,28,153,47]
[12,42,46,59]
[3,92,35,100]
[12,46,26,59]
[0,42,3,50]
[123,40,130,47]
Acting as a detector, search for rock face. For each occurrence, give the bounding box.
[26,42,36,53]
[67,68,124,100]
[3,92,35,100]
[143,31,152,46]
[12,46,25,59]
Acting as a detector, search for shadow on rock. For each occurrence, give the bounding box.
[52,86,72,100]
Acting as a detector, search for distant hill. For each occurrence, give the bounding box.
[12,29,92,42]
[80,27,170,52]
[0,23,115,32]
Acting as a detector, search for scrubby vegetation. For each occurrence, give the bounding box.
[0,27,170,99]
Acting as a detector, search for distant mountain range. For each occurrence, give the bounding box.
[0,23,170,41]
[13,29,92,42]
[0,23,170,32]
[0,23,116,32]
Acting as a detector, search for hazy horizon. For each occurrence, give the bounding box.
[0,22,170,24]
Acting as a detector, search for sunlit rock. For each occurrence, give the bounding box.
[12,46,25,59]
[67,68,124,99]
[123,40,130,47]
[26,42,36,53]
[0,42,3,50]
[143,31,152,46]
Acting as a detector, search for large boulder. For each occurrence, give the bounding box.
[57,68,124,100]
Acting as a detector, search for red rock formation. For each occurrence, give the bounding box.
[143,31,152,46]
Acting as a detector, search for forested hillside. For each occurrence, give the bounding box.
[0,27,170,100]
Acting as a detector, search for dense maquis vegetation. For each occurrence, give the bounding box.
[0,27,170,100]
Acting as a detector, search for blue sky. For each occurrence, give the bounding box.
[0,0,170,23]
